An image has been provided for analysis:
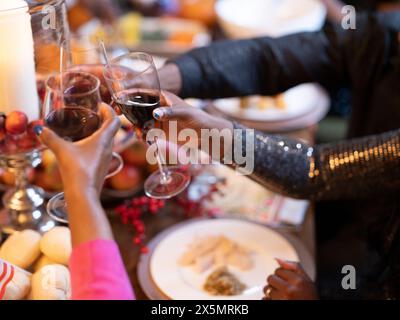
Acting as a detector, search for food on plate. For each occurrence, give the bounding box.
[0,260,31,300]
[179,235,253,273]
[40,227,72,266]
[169,30,201,45]
[29,264,71,300]
[240,95,286,111]
[0,230,41,269]
[203,266,246,296]
[108,165,142,191]
[87,13,209,48]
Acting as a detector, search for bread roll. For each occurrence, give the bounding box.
[40,227,72,265]
[2,269,31,300]
[0,230,41,269]
[30,264,71,300]
[33,255,57,272]
[0,259,31,300]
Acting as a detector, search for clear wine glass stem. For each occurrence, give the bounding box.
[153,137,171,185]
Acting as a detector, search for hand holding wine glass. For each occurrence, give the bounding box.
[37,103,121,194]
[104,52,191,199]
[36,103,121,247]
[43,71,123,223]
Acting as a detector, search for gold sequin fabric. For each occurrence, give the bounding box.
[231,123,400,200]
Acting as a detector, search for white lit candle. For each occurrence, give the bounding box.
[0,0,39,121]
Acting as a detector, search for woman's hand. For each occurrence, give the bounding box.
[36,103,121,196]
[113,91,232,136]
[263,259,318,300]
[154,91,233,137]
[113,91,234,161]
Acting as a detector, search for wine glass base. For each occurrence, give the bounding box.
[0,206,56,236]
[47,193,69,224]
[144,168,191,200]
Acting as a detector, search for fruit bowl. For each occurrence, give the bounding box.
[0,109,51,234]
[1,125,155,203]
[0,111,43,157]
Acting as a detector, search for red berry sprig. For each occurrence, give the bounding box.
[115,196,165,254]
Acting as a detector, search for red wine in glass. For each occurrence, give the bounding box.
[45,106,100,142]
[70,64,112,103]
[104,52,191,200]
[114,89,161,139]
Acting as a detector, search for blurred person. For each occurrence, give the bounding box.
[152,12,400,299]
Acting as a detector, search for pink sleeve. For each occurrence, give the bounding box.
[70,239,135,300]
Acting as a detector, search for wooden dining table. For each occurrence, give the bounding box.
[108,156,316,300]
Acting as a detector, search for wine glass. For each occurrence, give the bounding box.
[60,35,126,104]
[43,71,123,223]
[103,52,191,199]
[61,36,124,175]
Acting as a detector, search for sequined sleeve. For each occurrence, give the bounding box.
[230,124,400,201]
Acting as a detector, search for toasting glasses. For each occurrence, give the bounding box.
[103,52,191,199]
[60,35,113,103]
[43,71,123,223]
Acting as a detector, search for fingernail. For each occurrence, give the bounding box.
[34,125,43,136]
[153,109,164,119]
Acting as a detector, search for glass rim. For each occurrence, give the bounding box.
[103,52,156,81]
[45,71,101,98]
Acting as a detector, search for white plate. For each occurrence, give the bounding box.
[150,219,299,300]
[216,0,326,39]
[212,83,329,123]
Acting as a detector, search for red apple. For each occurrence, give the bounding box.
[17,134,39,151]
[27,119,44,137]
[4,136,18,153]
[109,165,142,191]
[5,111,28,135]
[121,141,148,167]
